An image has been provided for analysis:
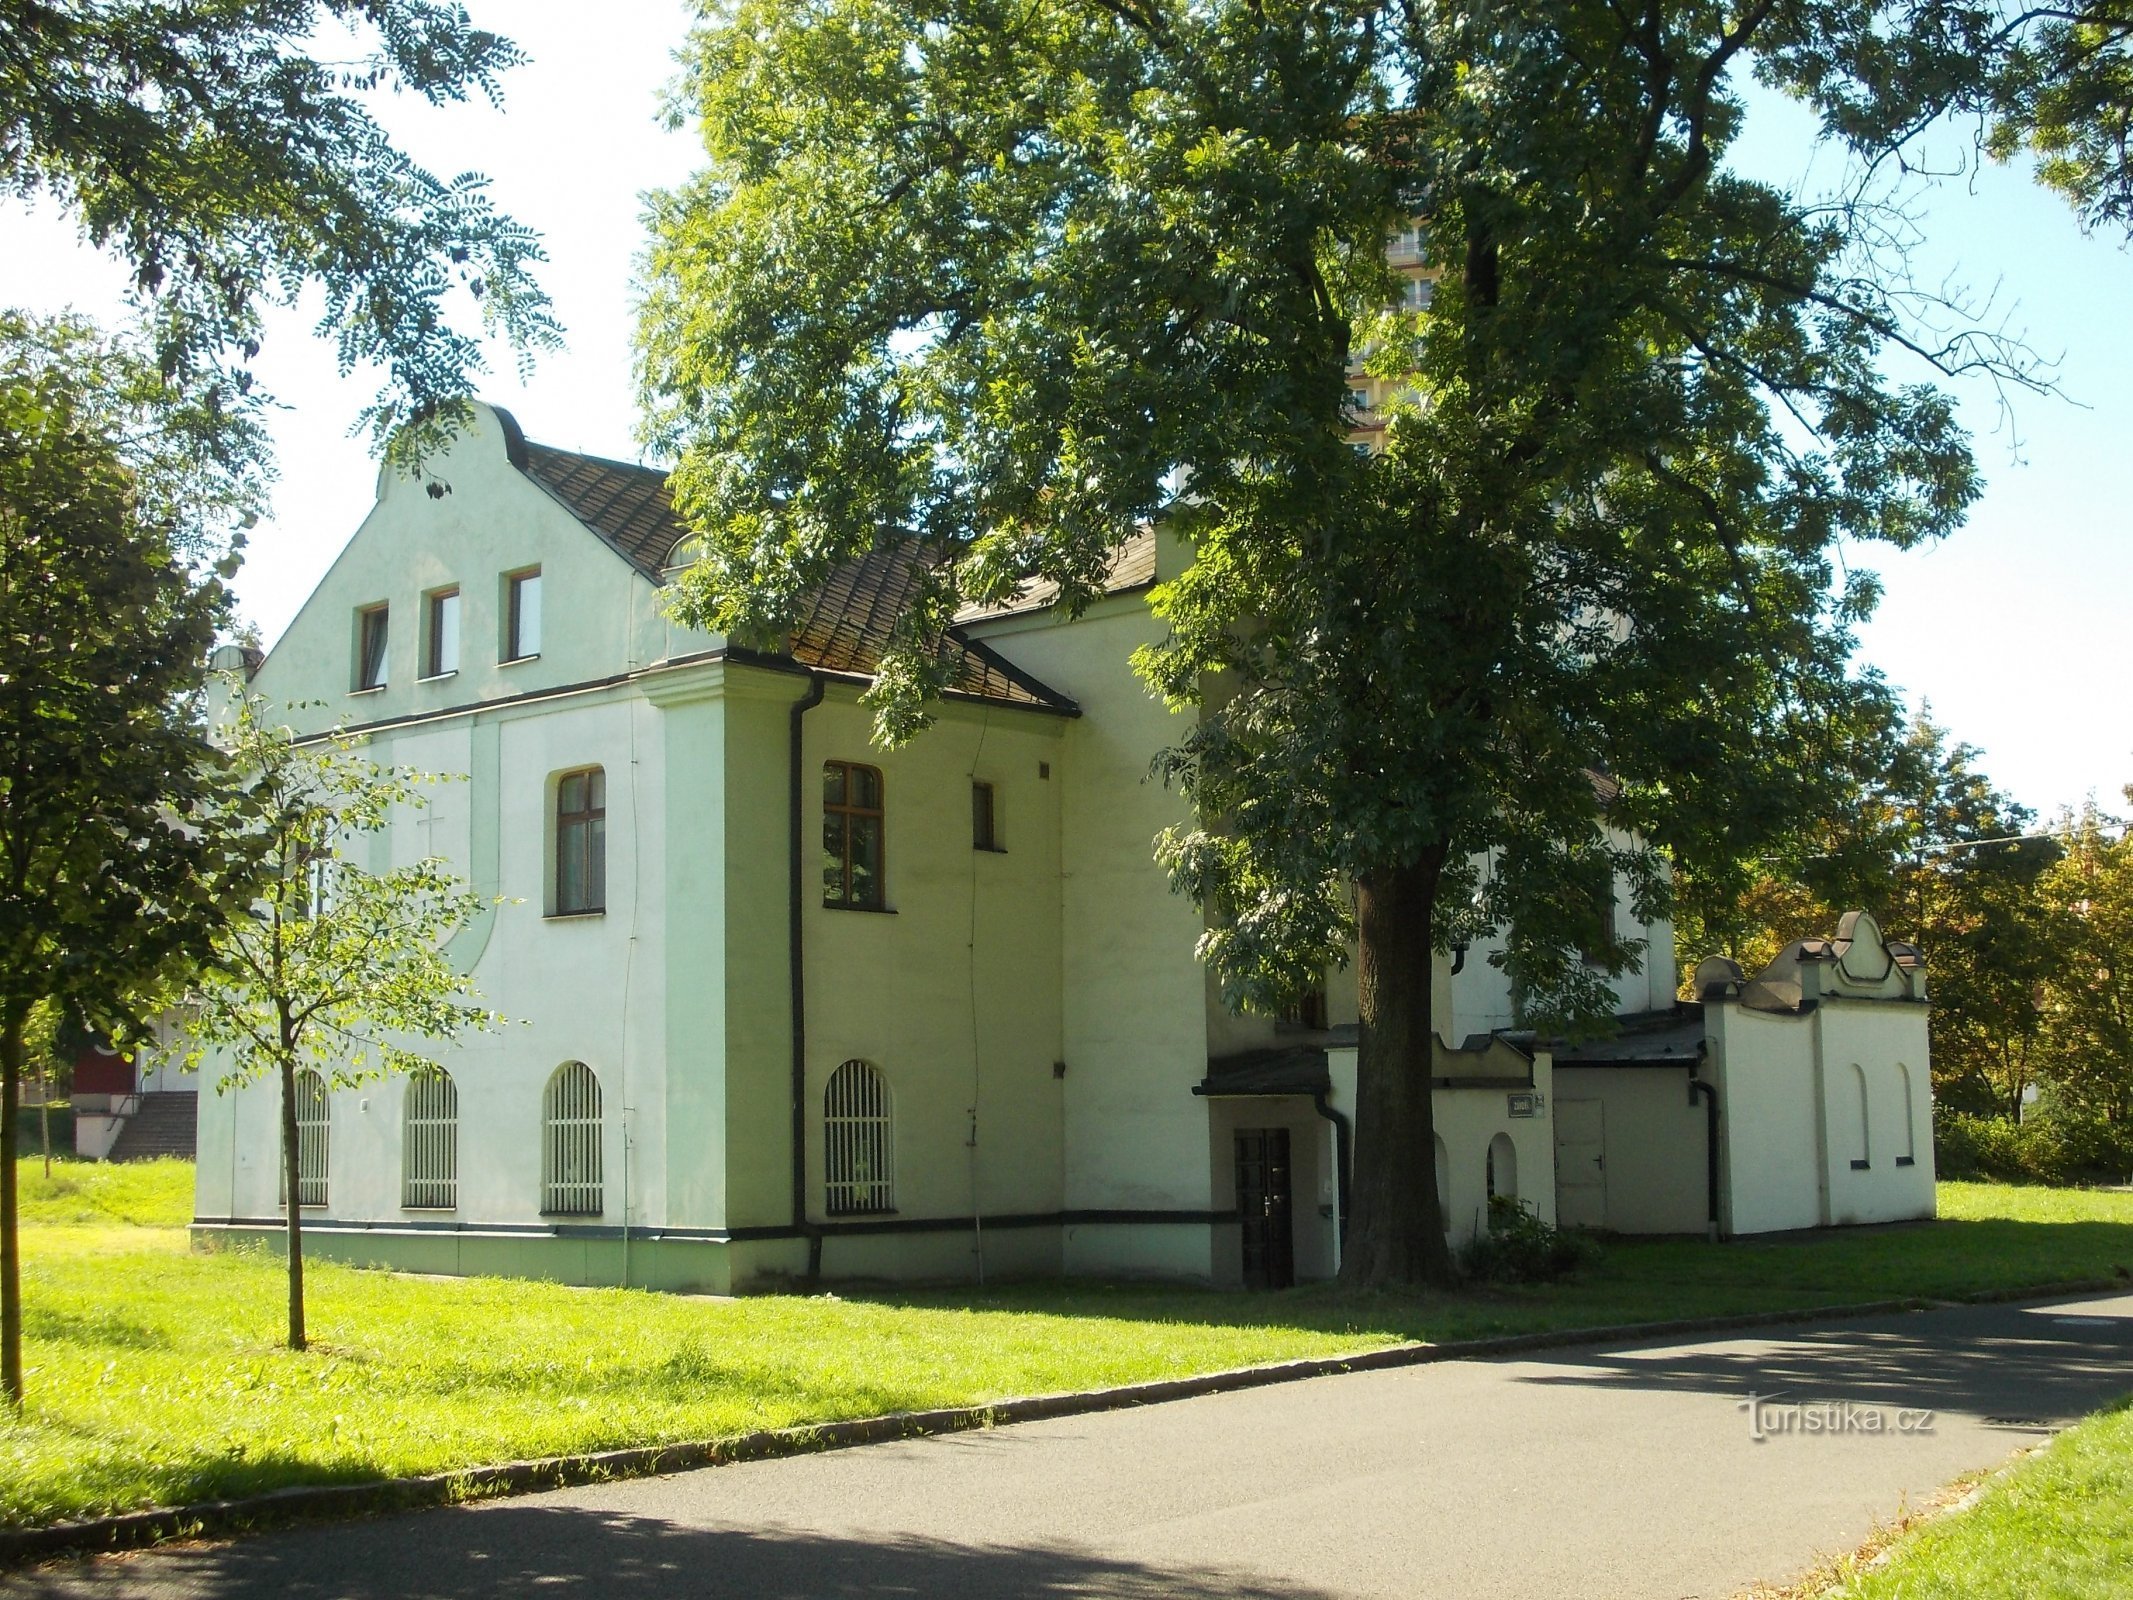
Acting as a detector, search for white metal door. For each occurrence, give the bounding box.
[1555,1098,1607,1229]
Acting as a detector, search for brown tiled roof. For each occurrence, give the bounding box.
[498,416,1074,713]
[954,527,1159,625]
[518,444,683,580]
[788,544,1077,711]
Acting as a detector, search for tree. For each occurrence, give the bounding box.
[182,691,499,1351]
[0,0,559,458]
[0,314,259,1403]
[1677,711,2063,1116]
[639,0,2026,1285]
[2040,794,2133,1121]
[1778,3,2133,237]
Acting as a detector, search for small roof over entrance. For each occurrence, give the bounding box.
[1193,1044,1334,1099]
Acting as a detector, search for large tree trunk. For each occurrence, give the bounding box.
[279,1051,307,1352]
[1339,847,1458,1288]
[0,1008,21,1402]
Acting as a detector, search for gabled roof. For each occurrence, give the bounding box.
[519,443,681,579]
[491,408,1076,714]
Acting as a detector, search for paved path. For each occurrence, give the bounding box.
[9,1292,2133,1600]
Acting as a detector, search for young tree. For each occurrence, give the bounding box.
[0,0,559,458]
[0,315,260,1403]
[182,692,500,1351]
[638,1,2025,1284]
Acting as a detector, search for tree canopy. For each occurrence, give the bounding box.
[638,0,2056,1283]
[0,313,263,1398]
[0,0,559,459]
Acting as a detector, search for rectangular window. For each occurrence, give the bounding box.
[972,780,1000,852]
[555,767,606,915]
[823,760,885,909]
[1579,864,1615,967]
[355,604,389,690]
[506,568,542,661]
[424,588,460,678]
[1279,985,1329,1030]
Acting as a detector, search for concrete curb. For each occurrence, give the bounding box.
[3,1275,2123,1568]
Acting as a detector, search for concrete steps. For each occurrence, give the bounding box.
[107,1093,197,1162]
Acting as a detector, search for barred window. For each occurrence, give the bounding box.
[403,1069,459,1210]
[283,1068,329,1208]
[542,1061,603,1215]
[823,761,885,909]
[824,1059,894,1215]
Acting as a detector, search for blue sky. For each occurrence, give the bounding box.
[1,2,2126,817]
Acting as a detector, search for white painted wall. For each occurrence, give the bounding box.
[1550,1066,1710,1234]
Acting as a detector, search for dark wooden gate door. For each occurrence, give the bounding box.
[1235,1128,1295,1290]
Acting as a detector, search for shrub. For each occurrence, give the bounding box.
[1934,1109,2133,1186]
[1459,1195,1602,1283]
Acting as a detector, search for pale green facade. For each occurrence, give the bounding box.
[193,402,1724,1290]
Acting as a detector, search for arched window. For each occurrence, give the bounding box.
[1487,1133,1519,1203]
[284,1068,329,1207]
[403,1069,459,1210]
[1851,1063,1872,1169]
[1897,1064,1918,1167]
[542,1062,603,1215]
[1433,1134,1450,1228]
[825,1059,894,1215]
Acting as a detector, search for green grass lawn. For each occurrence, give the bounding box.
[0,1164,2128,1530]
[1830,1396,2133,1600]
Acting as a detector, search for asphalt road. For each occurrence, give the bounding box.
[9,1291,2132,1600]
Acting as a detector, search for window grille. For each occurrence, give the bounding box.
[555,767,607,915]
[403,1069,459,1210]
[824,1059,894,1215]
[823,761,885,909]
[972,780,1000,852]
[542,1061,603,1215]
[283,1068,329,1207]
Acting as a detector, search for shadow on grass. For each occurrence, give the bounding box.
[0,1507,1341,1600]
[1507,1292,2133,1425]
[859,1216,2133,1344]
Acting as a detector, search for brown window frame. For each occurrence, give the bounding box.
[355,603,389,690]
[554,766,606,917]
[972,780,1002,853]
[505,567,542,662]
[424,587,460,678]
[823,760,886,910]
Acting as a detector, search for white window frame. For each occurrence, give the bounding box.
[824,1059,895,1215]
[403,1069,459,1210]
[282,1068,330,1207]
[541,1061,603,1215]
